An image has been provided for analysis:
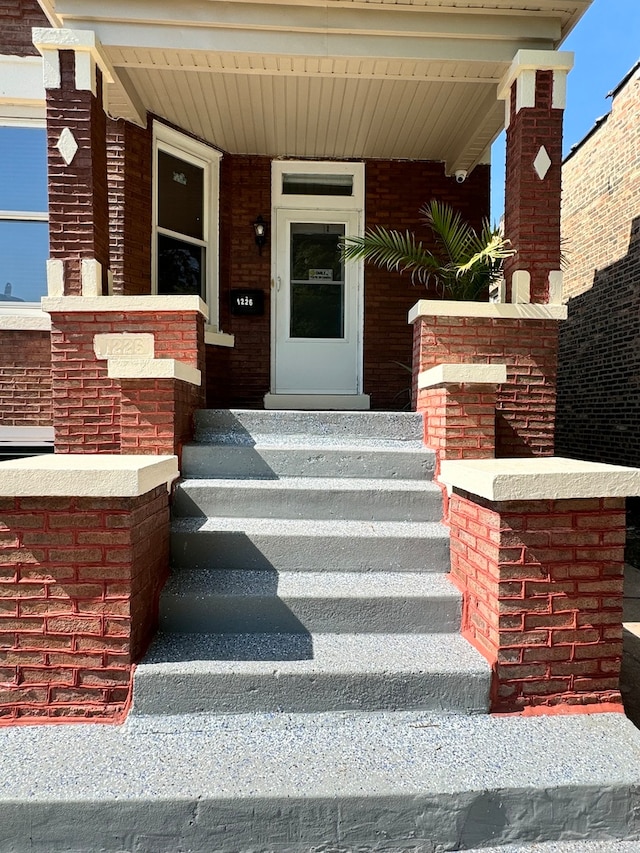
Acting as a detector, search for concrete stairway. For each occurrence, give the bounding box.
[132,409,491,716]
[4,410,640,852]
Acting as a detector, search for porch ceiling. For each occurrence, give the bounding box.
[40,0,592,173]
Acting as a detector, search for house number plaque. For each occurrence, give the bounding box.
[230,289,264,316]
[93,333,155,360]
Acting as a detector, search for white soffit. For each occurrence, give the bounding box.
[47,0,589,165]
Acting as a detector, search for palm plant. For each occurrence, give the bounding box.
[342,199,514,301]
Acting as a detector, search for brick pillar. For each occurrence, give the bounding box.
[498,50,573,304]
[0,456,177,724]
[33,29,111,297]
[440,457,640,715]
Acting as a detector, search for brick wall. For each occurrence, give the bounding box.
[0,0,48,55]
[557,70,640,468]
[207,156,489,409]
[503,70,563,303]
[49,310,205,455]
[107,119,153,296]
[47,52,110,295]
[0,486,169,723]
[449,491,626,713]
[0,330,52,426]
[413,315,559,457]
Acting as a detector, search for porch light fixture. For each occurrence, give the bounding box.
[253,215,267,255]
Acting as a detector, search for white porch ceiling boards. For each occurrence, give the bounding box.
[43,0,592,171]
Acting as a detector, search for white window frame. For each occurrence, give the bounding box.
[272,161,365,212]
[152,122,222,328]
[0,117,49,314]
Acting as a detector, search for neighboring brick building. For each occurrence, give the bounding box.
[557,63,640,467]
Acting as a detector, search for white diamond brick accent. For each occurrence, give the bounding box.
[56,127,78,166]
[533,146,552,180]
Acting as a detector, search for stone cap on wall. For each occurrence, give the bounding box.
[408,300,567,324]
[0,455,179,497]
[439,456,640,501]
[41,295,208,319]
[418,363,507,389]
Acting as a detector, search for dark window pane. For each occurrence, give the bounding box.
[0,221,49,302]
[158,150,204,240]
[157,234,205,298]
[283,173,352,196]
[0,127,48,212]
[290,282,344,338]
[290,223,344,281]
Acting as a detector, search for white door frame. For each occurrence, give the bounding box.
[268,161,368,409]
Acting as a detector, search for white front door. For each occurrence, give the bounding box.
[273,208,362,396]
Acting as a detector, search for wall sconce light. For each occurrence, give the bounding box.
[253,215,267,255]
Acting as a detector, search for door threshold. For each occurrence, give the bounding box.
[264,394,371,411]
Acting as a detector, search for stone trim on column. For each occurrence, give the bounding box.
[440,457,640,714]
[498,50,574,305]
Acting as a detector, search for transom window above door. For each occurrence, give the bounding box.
[152,122,221,325]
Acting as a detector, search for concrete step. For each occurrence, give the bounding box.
[171,516,451,572]
[194,408,424,442]
[171,476,443,521]
[159,569,461,634]
[4,710,640,852]
[180,436,435,480]
[131,631,490,715]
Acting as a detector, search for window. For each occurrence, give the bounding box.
[153,123,221,325]
[272,161,364,211]
[0,124,49,305]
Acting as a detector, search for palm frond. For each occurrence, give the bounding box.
[341,228,440,285]
[421,199,476,265]
[455,235,515,278]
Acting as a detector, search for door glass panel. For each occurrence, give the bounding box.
[157,233,205,297]
[157,150,204,240]
[290,223,345,339]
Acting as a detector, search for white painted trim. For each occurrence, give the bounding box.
[81,258,103,297]
[272,161,365,211]
[74,50,97,95]
[511,270,531,304]
[439,457,640,502]
[552,70,568,110]
[418,363,507,390]
[41,295,208,317]
[0,56,45,106]
[40,47,61,90]
[0,454,179,498]
[515,68,536,112]
[0,107,46,125]
[264,394,370,411]
[46,259,64,298]
[152,121,222,328]
[548,271,563,306]
[107,357,201,386]
[0,210,48,222]
[497,49,574,104]
[408,299,567,324]
[0,308,51,331]
[205,328,235,347]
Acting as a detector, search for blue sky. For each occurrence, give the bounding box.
[491,0,640,222]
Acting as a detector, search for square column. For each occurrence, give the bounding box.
[33,29,113,297]
[440,457,640,714]
[498,50,573,304]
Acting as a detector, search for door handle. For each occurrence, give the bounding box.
[277,276,282,291]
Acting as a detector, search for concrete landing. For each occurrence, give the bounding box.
[1,710,640,852]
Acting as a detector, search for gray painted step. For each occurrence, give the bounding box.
[180,437,435,480]
[159,570,461,634]
[172,476,443,521]
[171,516,450,572]
[5,710,640,852]
[195,409,424,441]
[132,632,490,715]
